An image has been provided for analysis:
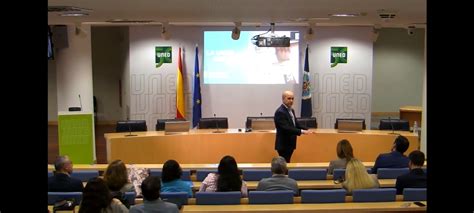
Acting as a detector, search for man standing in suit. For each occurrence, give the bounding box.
[274,90,312,163]
[395,150,427,194]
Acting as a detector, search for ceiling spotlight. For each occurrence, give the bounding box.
[407,26,415,36]
[161,22,170,40]
[303,23,315,41]
[231,22,241,40]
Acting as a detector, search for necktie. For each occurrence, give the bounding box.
[288,108,295,126]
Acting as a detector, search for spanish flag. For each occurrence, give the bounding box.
[176,47,185,119]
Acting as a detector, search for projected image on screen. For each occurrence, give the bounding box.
[204,31,299,84]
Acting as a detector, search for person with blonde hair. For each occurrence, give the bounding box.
[328,139,354,175]
[342,158,380,194]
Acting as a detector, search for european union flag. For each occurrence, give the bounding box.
[301,45,312,117]
[192,46,202,128]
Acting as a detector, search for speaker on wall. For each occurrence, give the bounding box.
[52,25,69,49]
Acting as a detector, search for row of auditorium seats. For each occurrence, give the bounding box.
[150,168,417,181]
[115,117,410,132]
[49,167,421,182]
[48,188,426,206]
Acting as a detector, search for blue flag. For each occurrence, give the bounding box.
[192,46,202,128]
[301,46,312,117]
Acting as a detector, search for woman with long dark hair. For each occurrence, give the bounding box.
[198,155,248,197]
[79,177,128,213]
[160,159,193,197]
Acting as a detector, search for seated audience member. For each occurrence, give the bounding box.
[160,159,193,197]
[79,177,128,213]
[199,155,248,197]
[328,139,354,175]
[256,156,299,195]
[395,150,427,194]
[129,176,179,213]
[342,158,380,195]
[104,160,135,208]
[104,160,134,192]
[371,135,410,174]
[48,155,84,192]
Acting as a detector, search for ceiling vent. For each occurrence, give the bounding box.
[106,19,154,24]
[48,6,91,13]
[377,9,397,22]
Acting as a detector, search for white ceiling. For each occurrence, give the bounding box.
[48,0,426,28]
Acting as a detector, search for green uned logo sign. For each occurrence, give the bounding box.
[330,47,347,68]
[155,46,172,68]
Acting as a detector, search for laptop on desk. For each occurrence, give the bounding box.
[337,120,364,133]
[251,119,275,132]
[164,121,191,135]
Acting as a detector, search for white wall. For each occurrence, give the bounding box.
[311,27,373,128]
[372,28,425,112]
[55,25,94,113]
[91,27,128,122]
[129,26,373,129]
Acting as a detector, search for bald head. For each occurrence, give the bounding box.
[282,91,295,108]
[54,155,73,174]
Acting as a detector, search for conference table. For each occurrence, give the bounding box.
[104,129,419,164]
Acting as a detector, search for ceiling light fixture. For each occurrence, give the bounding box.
[60,12,89,17]
[330,13,365,17]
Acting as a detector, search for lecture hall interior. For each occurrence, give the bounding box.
[48,0,427,212]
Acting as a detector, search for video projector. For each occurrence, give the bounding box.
[252,35,291,47]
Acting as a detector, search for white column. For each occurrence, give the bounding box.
[421,29,427,155]
[55,24,94,113]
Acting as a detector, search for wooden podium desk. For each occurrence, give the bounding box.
[105,129,418,164]
[400,106,422,128]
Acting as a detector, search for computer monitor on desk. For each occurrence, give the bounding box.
[164,121,190,135]
[251,119,275,132]
[337,120,364,133]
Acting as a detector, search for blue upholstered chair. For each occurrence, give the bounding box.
[47,192,83,205]
[149,169,191,181]
[116,120,147,132]
[196,169,218,181]
[161,192,189,208]
[403,188,427,201]
[195,192,241,205]
[288,169,327,180]
[242,169,272,181]
[333,168,372,180]
[124,191,137,205]
[352,188,397,202]
[333,169,346,180]
[70,170,99,182]
[377,168,409,179]
[248,191,294,204]
[301,189,346,203]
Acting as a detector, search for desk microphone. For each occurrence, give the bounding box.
[125,120,137,137]
[388,117,398,135]
[78,94,83,111]
[213,113,224,133]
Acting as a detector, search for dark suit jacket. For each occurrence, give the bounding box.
[371,151,409,174]
[395,168,427,194]
[48,173,84,192]
[274,104,306,151]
